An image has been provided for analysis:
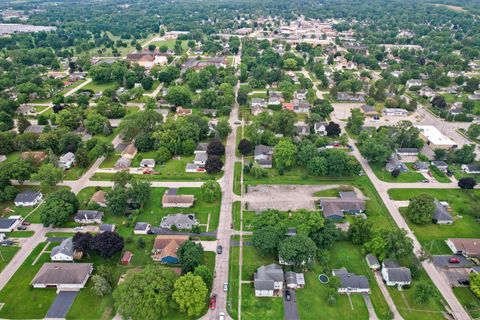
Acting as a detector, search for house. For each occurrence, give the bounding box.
[0,216,22,233]
[185,163,202,173]
[386,155,409,173]
[121,251,133,265]
[292,99,311,113]
[31,263,93,292]
[155,108,170,120]
[433,199,453,224]
[396,148,419,156]
[461,164,480,174]
[294,89,308,100]
[50,237,74,262]
[74,210,103,224]
[416,125,456,150]
[360,105,378,116]
[431,161,448,172]
[406,79,422,89]
[254,145,273,168]
[134,222,151,235]
[251,98,267,108]
[176,107,193,116]
[332,268,370,294]
[268,92,283,105]
[162,189,194,208]
[195,143,208,154]
[381,260,412,288]
[58,152,75,169]
[383,108,408,116]
[140,159,155,168]
[446,238,480,258]
[413,161,429,172]
[160,214,199,230]
[114,157,131,170]
[319,198,365,220]
[151,235,189,263]
[314,122,328,136]
[194,152,208,167]
[14,191,42,207]
[336,92,365,102]
[99,224,116,233]
[254,264,284,297]
[285,271,305,289]
[282,102,294,111]
[419,87,435,98]
[295,123,310,136]
[90,190,107,207]
[365,254,380,271]
[121,144,138,160]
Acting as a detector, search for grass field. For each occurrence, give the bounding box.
[453,287,480,319]
[83,81,118,93]
[241,283,284,320]
[370,162,425,183]
[149,39,188,51]
[0,246,20,272]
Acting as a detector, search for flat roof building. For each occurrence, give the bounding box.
[415,125,456,150]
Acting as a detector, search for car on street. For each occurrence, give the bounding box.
[422,179,430,183]
[209,294,216,310]
[285,290,291,301]
[223,282,228,292]
[0,240,14,246]
[17,226,27,231]
[234,120,242,125]
[449,257,460,264]
[216,245,222,254]
[219,312,225,320]
[74,226,84,231]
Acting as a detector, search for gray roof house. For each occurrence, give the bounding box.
[433,200,453,224]
[140,159,155,168]
[285,271,305,289]
[431,161,448,172]
[396,148,419,156]
[194,143,208,154]
[319,199,365,220]
[31,263,93,291]
[295,123,310,136]
[134,222,151,234]
[74,210,103,224]
[254,145,273,168]
[0,216,22,232]
[366,254,380,270]
[51,237,74,261]
[254,264,284,297]
[461,164,480,174]
[14,191,42,207]
[381,260,412,288]
[332,268,370,294]
[114,157,131,170]
[99,224,116,233]
[314,122,328,136]
[160,214,199,230]
[194,152,208,167]
[386,155,409,173]
[413,161,429,172]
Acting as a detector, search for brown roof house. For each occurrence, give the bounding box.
[121,144,138,160]
[31,263,93,292]
[162,189,194,208]
[90,190,107,207]
[446,238,480,258]
[151,235,189,264]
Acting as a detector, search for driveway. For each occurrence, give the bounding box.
[283,289,299,320]
[432,255,473,269]
[363,294,378,320]
[46,291,79,319]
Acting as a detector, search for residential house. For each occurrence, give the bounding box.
[294,89,308,100]
[194,152,208,167]
[450,102,463,115]
[461,164,480,174]
[433,199,453,224]
[386,155,409,173]
[160,214,199,230]
[14,191,42,207]
[134,222,151,235]
[365,254,380,271]
[293,99,311,113]
[90,190,107,207]
[383,108,408,116]
[251,98,267,108]
[413,161,429,173]
[314,122,328,136]
[295,123,310,136]
[140,159,155,168]
[50,237,74,262]
[468,94,480,101]
[381,260,412,288]
[406,79,422,89]
[176,107,192,116]
[419,87,435,98]
[31,263,93,292]
[268,91,283,105]
[185,163,202,173]
[0,216,22,233]
[58,152,75,169]
[396,148,419,156]
[336,92,365,102]
[74,210,103,224]
[319,192,365,220]
[332,268,370,294]
[360,105,378,117]
[155,108,169,121]
[99,224,116,233]
[254,264,284,297]
[151,235,189,263]
[121,144,138,160]
[446,238,480,258]
[254,145,273,168]
[431,161,449,172]
[285,271,305,289]
[162,189,195,208]
[195,143,208,154]
[282,102,294,111]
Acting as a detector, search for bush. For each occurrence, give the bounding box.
[458,177,477,189]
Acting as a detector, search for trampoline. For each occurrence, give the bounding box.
[318,274,329,284]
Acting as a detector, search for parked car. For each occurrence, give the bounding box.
[458,279,470,286]
[285,290,291,301]
[0,240,14,247]
[422,179,430,183]
[446,170,453,177]
[216,245,223,254]
[17,226,27,231]
[219,312,225,320]
[21,221,31,226]
[223,282,228,292]
[449,257,460,264]
[147,230,155,235]
[209,294,217,310]
[74,226,84,231]
[234,120,242,125]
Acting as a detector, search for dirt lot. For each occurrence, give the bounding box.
[244,184,366,212]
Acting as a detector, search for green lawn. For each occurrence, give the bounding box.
[8,231,34,237]
[370,162,425,183]
[33,105,50,113]
[453,287,480,319]
[83,81,118,93]
[429,165,451,183]
[228,244,240,319]
[241,283,284,320]
[63,166,87,180]
[99,153,121,168]
[241,239,277,281]
[149,39,188,51]
[0,246,20,272]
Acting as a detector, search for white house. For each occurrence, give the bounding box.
[0,216,22,233]
[461,164,480,174]
[31,263,93,292]
[140,159,155,168]
[194,152,208,167]
[383,108,408,116]
[14,191,43,207]
[314,122,328,136]
[406,79,422,89]
[58,152,75,169]
[419,87,435,98]
[254,264,284,297]
[333,268,370,294]
[381,260,412,288]
[134,222,151,235]
[74,210,103,224]
[50,237,74,262]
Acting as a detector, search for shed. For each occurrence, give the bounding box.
[121,251,133,265]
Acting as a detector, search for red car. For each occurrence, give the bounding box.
[209,294,217,310]
[449,257,460,264]
[21,221,31,226]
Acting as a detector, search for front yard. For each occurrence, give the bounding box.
[370,162,425,183]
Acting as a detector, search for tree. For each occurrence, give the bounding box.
[39,190,78,227]
[92,275,112,296]
[278,235,317,268]
[431,96,447,109]
[272,110,296,136]
[348,219,373,245]
[201,180,221,202]
[326,121,341,137]
[90,231,124,258]
[113,266,177,320]
[238,139,253,155]
[458,177,477,189]
[193,265,213,290]
[106,187,129,215]
[215,119,232,139]
[414,282,434,304]
[84,112,108,134]
[274,139,297,170]
[73,232,93,253]
[253,225,285,255]
[406,194,435,224]
[391,168,400,178]
[471,272,480,299]
[17,115,31,134]
[166,86,192,106]
[141,77,154,91]
[207,139,225,156]
[205,155,223,174]
[177,241,204,273]
[172,273,208,317]
[113,171,133,188]
[364,228,413,260]
[346,109,365,135]
[31,164,63,190]
[127,180,151,208]
[154,147,172,164]
[5,160,35,184]
[310,219,339,250]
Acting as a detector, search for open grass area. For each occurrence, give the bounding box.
[8,230,34,238]
[429,165,451,183]
[83,81,118,93]
[0,246,20,272]
[149,39,188,50]
[241,239,277,281]
[453,287,480,319]
[228,243,240,319]
[63,166,87,180]
[241,283,284,320]
[370,162,425,183]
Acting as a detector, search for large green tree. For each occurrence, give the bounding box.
[274,139,297,170]
[172,273,208,317]
[406,194,435,224]
[278,234,317,268]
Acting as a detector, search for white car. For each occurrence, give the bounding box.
[223,282,228,292]
[74,226,84,231]
[219,312,225,320]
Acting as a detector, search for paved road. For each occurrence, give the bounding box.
[363,294,379,320]
[64,78,92,97]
